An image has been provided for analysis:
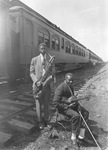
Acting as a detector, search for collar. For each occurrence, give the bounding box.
[40,53,46,59]
[40,54,45,62]
[40,53,43,60]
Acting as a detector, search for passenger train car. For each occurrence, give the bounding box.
[0,0,103,83]
[0,0,11,82]
[89,50,102,65]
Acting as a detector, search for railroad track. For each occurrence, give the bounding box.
[0,64,107,148]
[0,90,37,147]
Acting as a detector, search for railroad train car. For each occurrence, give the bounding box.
[89,50,103,65]
[0,0,11,82]
[9,0,91,81]
[0,0,103,83]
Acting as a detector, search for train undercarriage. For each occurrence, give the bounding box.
[1,61,92,86]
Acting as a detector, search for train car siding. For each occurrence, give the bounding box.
[1,0,102,83]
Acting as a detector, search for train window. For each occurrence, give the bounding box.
[77,48,79,55]
[72,43,75,54]
[61,38,64,49]
[84,50,85,57]
[56,40,59,51]
[82,49,84,57]
[86,51,88,56]
[44,35,49,47]
[51,34,60,51]
[66,44,68,53]
[52,38,55,50]
[79,47,81,56]
[81,49,83,56]
[77,47,79,56]
[38,27,50,48]
[38,32,50,47]
[78,47,80,56]
[38,32,44,45]
[65,42,70,53]
[86,50,89,56]
[85,50,87,57]
[75,45,78,55]
[82,50,84,56]
[71,46,73,54]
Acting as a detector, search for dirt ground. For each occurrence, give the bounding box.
[3,63,108,150]
[23,63,108,150]
[18,63,107,150]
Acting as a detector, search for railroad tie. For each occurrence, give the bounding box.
[7,119,36,135]
[0,132,13,147]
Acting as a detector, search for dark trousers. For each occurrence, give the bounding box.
[33,76,53,122]
[60,105,89,135]
[39,82,51,121]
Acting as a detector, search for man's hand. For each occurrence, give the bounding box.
[35,81,42,87]
[67,97,72,104]
[67,95,77,104]
[68,102,77,107]
[54,77,56,83]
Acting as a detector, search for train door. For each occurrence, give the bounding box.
[24,19,33,81]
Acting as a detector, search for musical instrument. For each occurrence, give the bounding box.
[34,53,55,96]
[68,96,89,107]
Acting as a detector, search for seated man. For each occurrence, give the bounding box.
[53,73,89,150]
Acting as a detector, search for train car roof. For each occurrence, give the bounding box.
[9,0,87,49]
[9,1,103,61]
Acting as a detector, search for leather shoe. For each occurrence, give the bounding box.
[78,137,95,146]
[43,119,51,128]
[38,121,44,130]
[43,119,48,127]
[72,139,80,150]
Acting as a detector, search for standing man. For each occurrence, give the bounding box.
[53,73,89,150]
[30,43,56,129]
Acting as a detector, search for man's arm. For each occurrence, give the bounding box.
[30,58,37,83]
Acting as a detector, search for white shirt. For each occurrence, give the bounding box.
[40,54,46,76]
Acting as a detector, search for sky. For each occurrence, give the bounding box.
[21,0,108,61]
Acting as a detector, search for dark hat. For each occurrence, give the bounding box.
[65,73,73,80]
